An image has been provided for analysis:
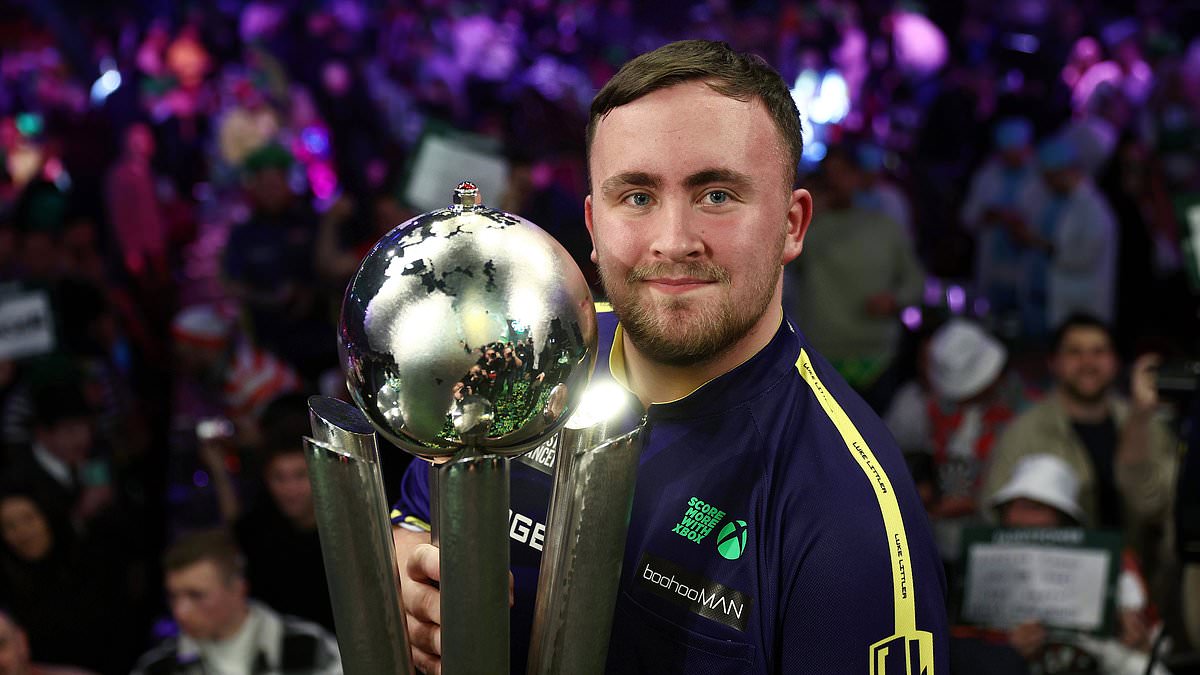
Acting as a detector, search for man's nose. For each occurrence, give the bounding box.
[650,201,704,261]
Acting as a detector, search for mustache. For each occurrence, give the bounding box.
[626,261,731,285]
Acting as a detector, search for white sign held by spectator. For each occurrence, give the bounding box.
[0,292,55,361]
[960,528,1120,633]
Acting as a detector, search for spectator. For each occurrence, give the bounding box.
[981,314,1177,577]
[6,382,112,534]
[221,143,334,380]
[0,609,96,675]
[983,454,1168,675]
[0,490,132,673]
[132,530,341,675]
[171,304,301,443]
[784,145,924,411]
[854,142,914,243]
[1014,136,1119,333]
[886,319,1031,559]
[233,394,335,633]
[960,117,1039,331]
[104,123,168,284]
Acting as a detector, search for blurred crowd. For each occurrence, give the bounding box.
[0,0,1198,673]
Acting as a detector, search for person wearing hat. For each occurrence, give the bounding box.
[1010,135,1118,334]
[884,319,1031,559]
[960,117,1040,328]
[985,454,1166,674]
[171,304,302,523]
[221,143,334,380]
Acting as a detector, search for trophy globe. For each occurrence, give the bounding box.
[338,181,598,461]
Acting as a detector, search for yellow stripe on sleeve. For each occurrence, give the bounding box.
[796,349,934,674]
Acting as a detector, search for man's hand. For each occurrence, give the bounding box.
[1129,353,1161,417]
[403,543,444,674]
[1009,620,1046,660]
[398,539,516,675]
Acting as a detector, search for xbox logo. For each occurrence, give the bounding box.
[716,520,748,560]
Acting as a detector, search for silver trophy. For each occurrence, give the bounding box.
[335,182,598,674]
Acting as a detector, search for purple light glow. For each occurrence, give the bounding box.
[308,162,338,200]
[923,279,943,306]
[946,285,966,314]
[193,470,209,488]
[901,306,922,331]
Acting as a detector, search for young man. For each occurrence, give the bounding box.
[391,40,947,674]
[132,530,341,675]
[234,393,335,633]
[981,314,1176,571]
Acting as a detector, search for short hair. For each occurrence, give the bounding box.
[1050,313,1116,355]
[257,392,311,467]
[586,40,803,188]
[163,529,245,583]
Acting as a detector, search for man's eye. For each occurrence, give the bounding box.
[625,193,652,207]
[703,190,730,205]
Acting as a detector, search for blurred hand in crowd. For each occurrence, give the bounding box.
[1009,620,1047,660]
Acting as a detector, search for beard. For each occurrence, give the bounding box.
[598,257,779,367]
[1059,374,1112,405]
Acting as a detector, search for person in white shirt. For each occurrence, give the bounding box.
[132,530,341,675]
[960,117,1039,331]
[1011,136,1118,333]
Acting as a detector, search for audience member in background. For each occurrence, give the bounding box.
[132,530,341,675]
[984,454,1167,675]
[853,142,914,242]
[0,609,96,675]
[220,143,333,380]
[0,490,133,674]
[171,304,302,447]
[1014,136,1118,334]
[960,117,1039,333]
[981,314,1177,590]
[6,382,112,534]
[104,123,168,286]
[233,393,334,633]
[886,319,1031,560]
[784,145,924,412]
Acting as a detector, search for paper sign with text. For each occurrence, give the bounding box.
[958,527,1122,635]
[0,291,55,361]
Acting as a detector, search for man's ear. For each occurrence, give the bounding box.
[781,188,813,265]
[584,194,598,265]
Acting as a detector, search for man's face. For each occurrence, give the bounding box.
[1052,326,1118,404]
[248,168,292,215]
[0,614,31,675]
[166,560,248,641]
[264,453,314,526]
[35,417,92,467]
[585,81,810,366]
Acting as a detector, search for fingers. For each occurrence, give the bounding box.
[410,641,441,675]
[403,552,442,626]
[408,543,442,584]
[408,615,442,673]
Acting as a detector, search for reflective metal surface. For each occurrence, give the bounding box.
[527,380,646,675]
[431,452,511,674]
[340,182,598,460]
[305,396,413,675]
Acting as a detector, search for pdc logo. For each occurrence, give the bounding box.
[716,520,748,560]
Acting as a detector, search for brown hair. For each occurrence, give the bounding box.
[163,529,245,583]
[586,40,803,188]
